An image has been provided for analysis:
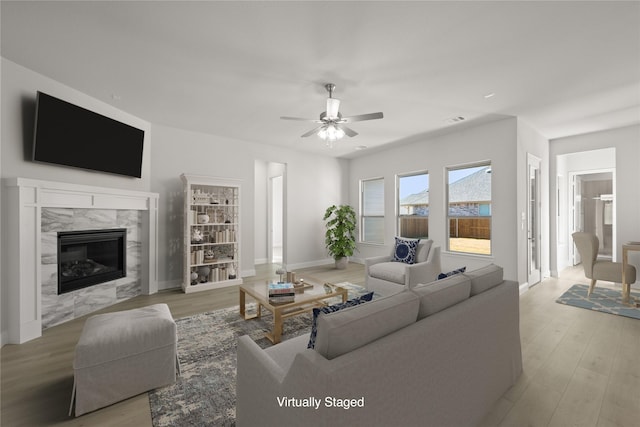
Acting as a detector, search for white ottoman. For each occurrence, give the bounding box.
[70,304,178,416]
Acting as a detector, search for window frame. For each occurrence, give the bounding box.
[359,177,385,244]
[445,161,492,256]
[396,170,430,239]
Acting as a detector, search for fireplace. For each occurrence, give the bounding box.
[57,229,127,294]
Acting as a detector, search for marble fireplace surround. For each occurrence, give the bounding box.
[5,177,159,344]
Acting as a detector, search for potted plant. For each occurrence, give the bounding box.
[324,204,357,269]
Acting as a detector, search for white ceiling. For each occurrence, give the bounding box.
[2,1,639,159]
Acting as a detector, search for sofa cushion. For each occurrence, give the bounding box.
[368,261,407,285]
[438,266,466,280]
[411,274,471,319]
[313,291,419,360]
[307,292,374,349]
[464,264,504,296]
[392,237,420,264]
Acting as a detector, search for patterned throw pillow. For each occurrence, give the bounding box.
[437,266,467,280]
[307,292,374,349]
[392,237,420,264]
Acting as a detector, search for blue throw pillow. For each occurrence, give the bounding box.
[307,292,374,349]
[392,237,420,264]
[438,266,467,280]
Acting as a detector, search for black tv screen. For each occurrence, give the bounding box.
[32,91,145,178]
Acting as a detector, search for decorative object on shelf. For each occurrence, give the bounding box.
[275,267,286,283]
[323,204,357,269]
[192,190,210,204]
[216,209,225,224]
[198,266,211,283]
[181,173,242,293]
[191,229,203,243]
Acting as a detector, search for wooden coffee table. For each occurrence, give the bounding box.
[239,280,347,344]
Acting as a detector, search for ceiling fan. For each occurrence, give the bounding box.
[280,83,383,146]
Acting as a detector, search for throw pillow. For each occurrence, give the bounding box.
[307,292,374,349]
[438,266,467,280]
[392,237,420,264]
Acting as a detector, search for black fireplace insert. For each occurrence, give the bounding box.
[57,229,127,294]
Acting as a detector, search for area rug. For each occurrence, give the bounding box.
[149,282,371,426]
[556,284,640,320]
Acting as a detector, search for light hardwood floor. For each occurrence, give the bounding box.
[1,263,639,426]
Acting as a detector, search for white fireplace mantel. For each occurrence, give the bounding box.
[4,177,159,344]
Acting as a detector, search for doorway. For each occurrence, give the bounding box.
[269,175,283,263]
[570,170,615,263]
[527,154,542,286]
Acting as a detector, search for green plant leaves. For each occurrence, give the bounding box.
[324,204,357,259]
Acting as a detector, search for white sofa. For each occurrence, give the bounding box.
[237,264,522,427]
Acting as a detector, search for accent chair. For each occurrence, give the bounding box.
[572,232,636,297]
[365,239,441,296]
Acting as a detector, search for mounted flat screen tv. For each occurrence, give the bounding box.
[32,91,145,178]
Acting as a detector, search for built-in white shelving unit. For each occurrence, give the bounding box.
[180,174,242,293]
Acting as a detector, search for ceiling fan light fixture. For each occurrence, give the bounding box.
[281,82,383,147]
[317,123,345,142]
[326,98,341,119]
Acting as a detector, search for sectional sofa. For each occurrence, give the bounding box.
[236,264,522,426]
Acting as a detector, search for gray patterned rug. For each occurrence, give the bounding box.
[148,305,313,426]
[148,282,370,426]
[556,284,640,319]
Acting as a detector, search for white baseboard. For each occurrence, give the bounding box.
[158,279,182,291]
[158,269,256,290]
[519,282,529,295]
[241,268,256,278]
[1,330,8,348]
[254,258,268,265]
[286,258,334,271]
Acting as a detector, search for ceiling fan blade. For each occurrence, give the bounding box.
[338,124,358,137]
[341,112,384,123]
[300,125,324,138]
[280,116,322,123]
[326,98,341,119]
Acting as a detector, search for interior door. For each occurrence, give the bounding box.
[572,174,584,265]
[527,154,542,286]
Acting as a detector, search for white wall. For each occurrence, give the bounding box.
[0,59,152,191]
[349,118,520,282]
[551,126,639,284]
[150,124,348,289]
[516,119,550,285]
[1,59,152,345]
[0,58,348,344]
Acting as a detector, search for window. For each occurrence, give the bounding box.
[361,177,384,244]
[446,163,492,255]
[397,172,429,239]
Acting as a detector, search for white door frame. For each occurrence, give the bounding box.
[568,168,616,265]
[527,154,542,286]
[268,174,284,264]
